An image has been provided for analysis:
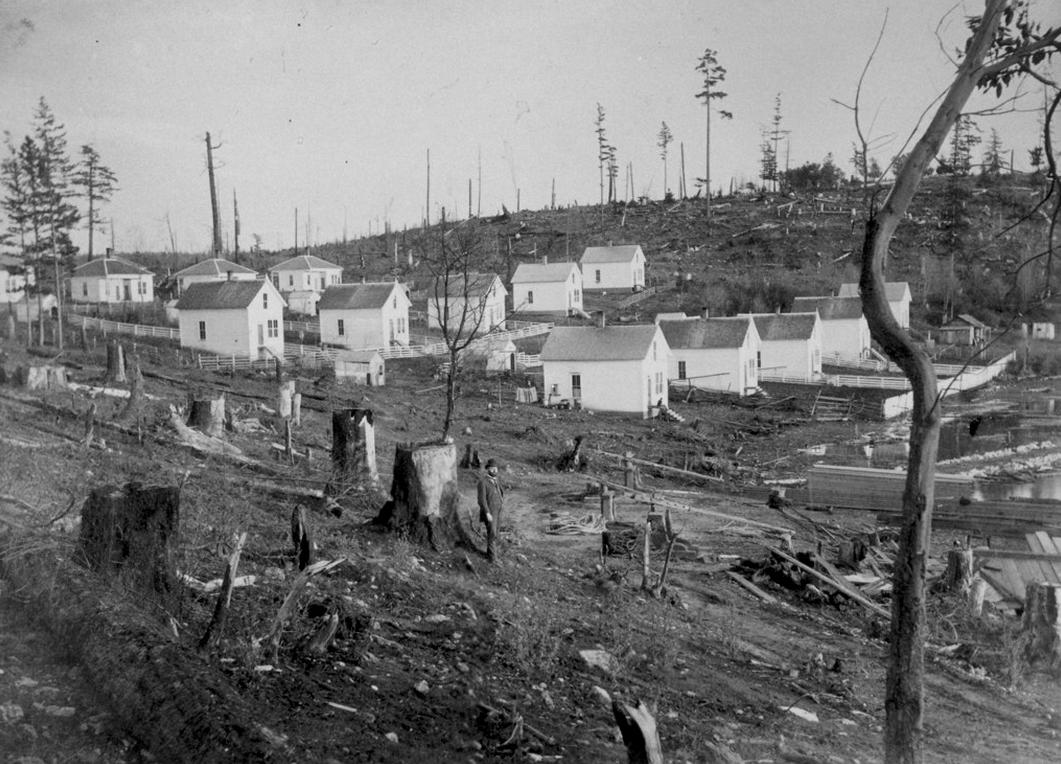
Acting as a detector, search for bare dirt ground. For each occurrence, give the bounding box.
[3,337,1061,763]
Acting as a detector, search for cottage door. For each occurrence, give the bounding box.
[570,374,581,404]
[123,281,132,301]
[257,324,264,352]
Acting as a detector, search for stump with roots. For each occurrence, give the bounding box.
[187,393,226,438]
[375,441,471,551]
[78,482,181,609]
[1016,582,1061,674]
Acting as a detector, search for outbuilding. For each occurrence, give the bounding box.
[937,313,991,347]
[334,348,386,386]
[746,312,823,382]
[428,272,507,336]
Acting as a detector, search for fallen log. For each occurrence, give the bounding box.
[612,699,663,764]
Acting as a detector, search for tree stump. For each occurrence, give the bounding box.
[18,365,68,390]
[332,409,379,489]
[187,393,226,438]
[375,441,469,551]
[78,482,180,608]
[612,699,663,764]
[5,312,16,341]
[1017,582,1061,673]
[105,340,127,384]
[277,380,295,419]
[941,548,974,595]
[120,362,145,422]
[292,392,302,427]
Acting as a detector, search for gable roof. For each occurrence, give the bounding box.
[173,258,257,279]
[837,281,911,301]
[432,272,505,300]
[511,262,579,283]
[659,316,753,349]
[580,245,644,265]
[541,324,661,361]
[318,282,404,311]
[749,312,819,341]
[792,296,863,320]
[72,257,152,277]
[943,313,989,330]
[268,254,342,272]
[175,279,277,310]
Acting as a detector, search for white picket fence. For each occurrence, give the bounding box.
[881,351,1015,419]
[195,344,339,372]
[67,313,181,340]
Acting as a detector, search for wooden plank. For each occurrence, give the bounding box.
[979,568,1022,603]
[1034,531,1059,555]
[1002,559,1029,601]
[1024,533,1059,582]
[974,549,1061,562]
[726,571,778,604]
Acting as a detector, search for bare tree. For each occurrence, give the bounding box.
[694,48,732,218]
[424,212,498,440]
[851,3,1059,761]
[657,121,673,199]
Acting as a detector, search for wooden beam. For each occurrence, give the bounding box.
[726,571,778,604]
[594,449,724,483]
[974,549,1061,562]
[763,544,890,618]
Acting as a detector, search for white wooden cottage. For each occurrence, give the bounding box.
[427,272,507,336]
[171,258,258,297]
[318,281,411,349]
[540,322,669,418]
[837,281,911,328]
[268,254,342,295]
[791,296,871,360]
[0,255,31,304]
[580,245,646,291]
[747,312,823,381]
[510,261,583,314]
[70,257,154,304]
[176,279,286,359]
[334,349,385,386]
[464,338,516,374]
[659,316,761,396]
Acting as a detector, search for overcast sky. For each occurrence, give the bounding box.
[1,1,1058,255]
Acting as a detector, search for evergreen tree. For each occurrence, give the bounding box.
[694,48,732,217]
[981,128,1005,177]
[73,144,118,260]
[657,121,673,199]
[767,93,789,192]
[947,115,981,176]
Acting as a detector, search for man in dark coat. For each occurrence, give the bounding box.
[477,458,504,561]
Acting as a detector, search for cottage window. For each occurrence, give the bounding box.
[199,321,207,340]
[263,292,268,309]
[331,274,339,285]
[288,274,294,287]
[393,296,397,309]
[337,318,345,336]
[272,273,279,288]
[756,351,762,369]
[678,361,686,380]
[267,319,279,338]
[656,372,663,396]
[320,276,326,290]
[115,285,121,300]
[527,290,534,305]
[595,269,601,284]
[81,282,87,297]
[652,341,657,361]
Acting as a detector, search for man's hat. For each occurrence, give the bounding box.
[485,458,500,470]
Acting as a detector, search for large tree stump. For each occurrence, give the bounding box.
[375,441,470,551]
[1017,582,1061,674]
[105,340,127,384]
[941,547,974,595]
[331,409,380,490]
[187,393,226,438]
[17,365,68,390]
[277,380,295,419]
[78,482,180,609]
[120,362,145,422]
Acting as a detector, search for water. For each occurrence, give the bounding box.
[808,388,1061,501]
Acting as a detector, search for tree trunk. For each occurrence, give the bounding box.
[120,362,145,422]
[187,393,226,438]
[78,482,180,610]
[858,6,1008,761]
[331,409,379,490]
[1017,582,1061,673]
[375,441,469,551]
[198,530,247,653]
[105,340,127,384]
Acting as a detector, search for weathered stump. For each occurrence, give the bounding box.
[1017,582,1061,673]
[942,547,975,595]
[105,340,127,384]
[277,380,295,419]
[332,408,379,489]
[612,699,663,764]
[5,312,15,341]
[292,392,302,426]
[187,393,226,438]
[375,441,469,551]
[78,482,180,608]
[120,362,145,422]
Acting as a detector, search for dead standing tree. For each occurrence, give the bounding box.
[375,211,493,549]
[850,4,1060,761]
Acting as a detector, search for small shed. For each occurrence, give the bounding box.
[334,349,385,386]
[1030,322,1056,341]
[937,314,990,347]
[464,339,516,374]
